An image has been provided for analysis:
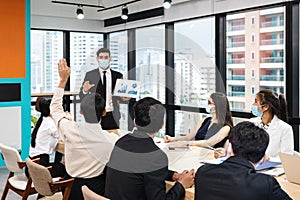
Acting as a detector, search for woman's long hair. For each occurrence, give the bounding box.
[31,98,51,148]
[211,92,233,127]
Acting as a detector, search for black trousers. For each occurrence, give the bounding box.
[66,173,106,200]
[25,154,66,178]
[101,111,119,130]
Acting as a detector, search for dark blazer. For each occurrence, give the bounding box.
[79,68,123,120]
[105,130,186,200]
[195,156,292,200]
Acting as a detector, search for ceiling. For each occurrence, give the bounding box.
[31,0,193,20]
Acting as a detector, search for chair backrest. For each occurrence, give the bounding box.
[82,185,109,200]
[0,144,23,173]
[25,158,54,196]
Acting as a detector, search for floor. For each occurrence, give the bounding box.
[0,167,62,200]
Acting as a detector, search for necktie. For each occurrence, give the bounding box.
[102,71,107,102]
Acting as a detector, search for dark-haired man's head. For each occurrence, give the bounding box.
[229,121,269,164]
[80,93,106,123]
[134,97,165,134]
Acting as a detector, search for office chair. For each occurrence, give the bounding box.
[82,185,109,200]
[25,158,74,200]
[0,144,37,200]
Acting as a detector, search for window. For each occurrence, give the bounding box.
[174,110,207,137]
[136,25,165,103]
[136,25,166,135]
[226,7,285,112]
[69,32,103,92]
[69,32,103,122]
[174,17,215,107]
[109,31,128,130]
[251,86,255,95]
[251,68,255,78]
[251,16,255,25]
[31,30,63,93]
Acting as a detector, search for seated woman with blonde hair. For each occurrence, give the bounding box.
[165,92,233,148]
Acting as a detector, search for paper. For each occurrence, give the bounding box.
[260,167,285,177]
[113,79,140,98]
[200,157,227,165]
[167,146,192,151]
[255,161,281,171]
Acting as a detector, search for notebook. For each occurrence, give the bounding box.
[279,152,300,185]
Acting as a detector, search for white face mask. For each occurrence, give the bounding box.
[205,104,215,114]
[98,59,110,70]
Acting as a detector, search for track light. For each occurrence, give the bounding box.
[76,5,84,19]
[163,0,172,9]
[121,5,128,20]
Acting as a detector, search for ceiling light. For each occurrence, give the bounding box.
[76,5,84,19]
[121,5,128,20]
[163,0,172,9]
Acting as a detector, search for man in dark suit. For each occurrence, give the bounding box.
[105,97,194,200]
[79,48,123,130]
[195,121,291,200]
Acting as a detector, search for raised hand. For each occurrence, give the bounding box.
[58,58,71,88]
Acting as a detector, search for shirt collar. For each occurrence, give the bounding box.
[98,67,111,75]
[258,115,278,130]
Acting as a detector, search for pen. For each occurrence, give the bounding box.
[204,146,215,151]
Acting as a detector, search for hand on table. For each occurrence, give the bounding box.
[164,135,175,143]
[178,169,195,189]
[214,148,226,159]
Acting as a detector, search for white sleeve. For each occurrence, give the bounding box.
[280,125,294,154]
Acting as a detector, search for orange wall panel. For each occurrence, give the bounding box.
[0,1,26,78]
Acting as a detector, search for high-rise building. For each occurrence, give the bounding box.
[226,7,285,112]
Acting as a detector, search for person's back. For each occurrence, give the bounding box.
[195,156,289,200]
[194,121,291,200]
[105,97,194,200]
[106,131,173,200]
[51,58,119,200]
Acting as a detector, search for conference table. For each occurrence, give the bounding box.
[161,141,300,200]
[56,136,300,199]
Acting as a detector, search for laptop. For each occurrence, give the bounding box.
[279,152,300,184]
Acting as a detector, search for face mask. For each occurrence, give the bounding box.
[251,105,263,117]
[98,59,110,70]
[205,104,215,114]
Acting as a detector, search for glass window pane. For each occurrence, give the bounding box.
[226,7,285,112]
[136,25,165,103]
[109,31,128,76]
[31,30,63,93]
[69,32,103,92]
[174,17,216,107]
[174,110,209,137]
[109,31,128,130]
[69,32,103,122]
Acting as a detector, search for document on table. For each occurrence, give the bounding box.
[255,161,281,171]
[200,157,227,165]
[259,167,285,177]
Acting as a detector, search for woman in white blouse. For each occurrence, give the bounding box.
[249,89,294,159]
[26,97,65,177]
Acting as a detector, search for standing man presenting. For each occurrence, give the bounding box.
[79,47,123,130]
